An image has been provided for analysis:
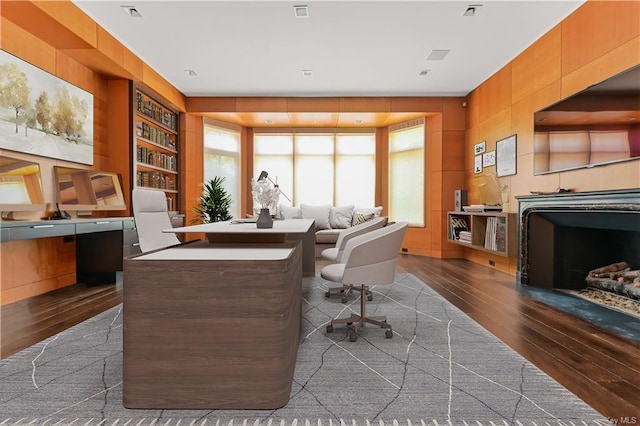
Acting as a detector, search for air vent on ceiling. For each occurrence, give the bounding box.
[426,49,451,61]
[293,5,309,18]
[121,5,142,18]
[419,70,430,76]
[463,4,482,16]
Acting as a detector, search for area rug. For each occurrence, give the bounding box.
[0,273,608,425]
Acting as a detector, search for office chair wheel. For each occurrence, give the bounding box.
[367,294,373,301]
[341,296,348,303]
[325,291,330,297]
[326,324,334,333]
[385,330,393,338]
[348,331,358,342]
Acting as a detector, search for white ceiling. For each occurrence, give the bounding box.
[71,0,585,98]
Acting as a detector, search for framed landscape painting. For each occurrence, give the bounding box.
[0,50,94,165]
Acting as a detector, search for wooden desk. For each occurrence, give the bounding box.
[123,240,302,409]
[166,218,316,276]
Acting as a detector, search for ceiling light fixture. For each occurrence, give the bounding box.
[419,70,430,76]
[293,5,309,18]
[463,4,482,16]
[355,119,364,124]
[302,69,313,76]
[265,119,274,124]
[121,5,142,18]
[184,69,197,76]
[426,49,451,61]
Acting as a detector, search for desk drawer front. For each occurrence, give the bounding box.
[76,221,123,234]
[9,223,76,240]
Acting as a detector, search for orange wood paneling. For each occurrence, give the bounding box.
[237,97,289,112]
[1,238,76,306]
[442,130,466,172]
[512,26,562,105]
[181,113,204,228]
[287,98,340,112]
[0,18,57,74]
[442,98,466,131]
[561,36,640,99]
[561,1,640,76]
[187,98,239,113]
[287,112,339,127]
[1,1,95,50]
[107,80,133,214]
[55,50,94,93]
[390,97,443,112]
[339,97,391,112]
[478,64,512,123]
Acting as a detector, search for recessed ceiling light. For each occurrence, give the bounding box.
[355,119,364,124]
[426,49,450,61]
[184,69,197,76]
[121,5,142,18]
[463,4,482,16]
[293,5,309,18]
[302,69,313,76]
[419,70,430,76]
[265,119,274,124]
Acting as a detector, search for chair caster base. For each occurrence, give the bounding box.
[326,324,334,333]
[385,329,393,338]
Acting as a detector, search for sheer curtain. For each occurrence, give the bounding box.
[203,120,241,218]
[389,120,424,226]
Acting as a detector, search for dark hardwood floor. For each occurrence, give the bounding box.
[2,255,639,420]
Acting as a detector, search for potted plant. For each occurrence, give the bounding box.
[192,176,233,224]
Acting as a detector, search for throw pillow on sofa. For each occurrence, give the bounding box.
[329,205,354,229]
[279,204,302,219]
[352,211,375,226]
[300,204,331,230]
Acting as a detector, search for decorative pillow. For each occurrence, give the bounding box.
[354,206,383,217]
[279,204,302,220]
[300,204,331,230]
[352,211,375,226]
[329,205,354,229]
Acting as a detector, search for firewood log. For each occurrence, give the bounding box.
[589,261,630,277]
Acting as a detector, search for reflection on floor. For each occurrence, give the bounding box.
[519,284,640,343]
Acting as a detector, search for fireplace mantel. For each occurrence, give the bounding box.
[516,188,640,287]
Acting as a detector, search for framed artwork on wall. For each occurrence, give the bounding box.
[474,140,486,155]
[496,134,517,177]
[474,154,483,174]
[0,49,94,165]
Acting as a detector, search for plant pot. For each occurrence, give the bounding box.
[256,208,274,229]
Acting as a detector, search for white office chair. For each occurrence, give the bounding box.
[132,188,181,253]
[323,221,408,341]
[321,216,387,302]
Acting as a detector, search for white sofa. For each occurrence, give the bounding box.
[278,204,384,257]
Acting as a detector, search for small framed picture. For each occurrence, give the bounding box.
[474,141,486,155]
[474,155,483,174]
[496,134,517,177]
[483,150,496,167]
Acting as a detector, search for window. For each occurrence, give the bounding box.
[389,119,425,226]
[203,120,241,217]
[253,132,375,207]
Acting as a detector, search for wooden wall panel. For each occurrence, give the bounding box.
[0,18,57,74]
[442,98,466,131]
[287,98,340,112]
[561,1,640,76]
[1,238,76,306]
[237,98,288,112]
[511,26,562,105]
[181,113,204,232]
[478,64,512,123]
[391,97,443,112]
[340,97,391,112]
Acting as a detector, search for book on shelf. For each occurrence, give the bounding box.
[449,216,469,240]
[484,216,506,252]
[458,230,472,243]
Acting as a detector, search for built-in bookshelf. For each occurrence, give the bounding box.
[133,87,179,213]
[447,211,517,257]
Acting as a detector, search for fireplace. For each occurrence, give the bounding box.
[517,188,640,288]
[516,189,640,339]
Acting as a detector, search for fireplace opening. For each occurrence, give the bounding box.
[517,189,640,341]
[526,211,640,290]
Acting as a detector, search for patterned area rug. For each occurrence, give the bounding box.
[0,273,608,425]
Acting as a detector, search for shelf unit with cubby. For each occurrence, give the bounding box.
[447,211,517,257]
[133,85,180,213]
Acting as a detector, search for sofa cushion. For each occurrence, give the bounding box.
[301,204,331,230]
[354,205,383,217]
[315,229,341,244]
[329,205,354,229]
[352,211,375,226]
[279,204,302,219]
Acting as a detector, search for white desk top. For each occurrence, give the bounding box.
[133,241,295,261]
[165,218,314,234]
